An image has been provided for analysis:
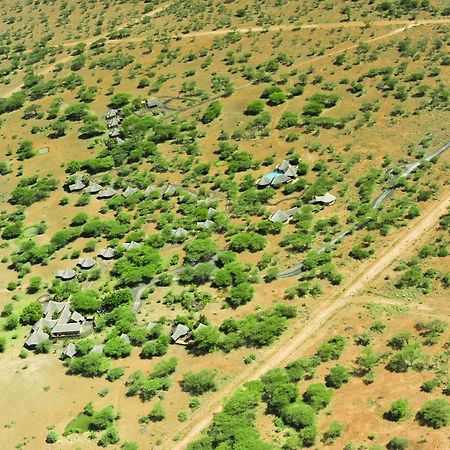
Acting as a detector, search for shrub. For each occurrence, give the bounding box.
[245,100,264,115]
[325,365,351,389]
[19,302,43,325]
[384,398,412,422]
[0,337,6,353]
[303,383,333,410]
[181,369,218,395]
[386,437,410,450]
[201,101,222,124]
[68,353,110,377]
[148,402,166,422]
[45,432,58,444]
[417,399,450,429]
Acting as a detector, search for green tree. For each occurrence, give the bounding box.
[20,302,43,325]
[184,239,218,263]
[227,283,254,308]
[71,290,101,314]
[104,336,132,359]
[303,383,333,410]
[201,101,223,124]
[245,100,265,115]
[0,337,6,353]
[281,401,316,430]
[148,402,166,422]
[68,353,110,377]
[325,365,351,389]
[384,398,412,422]
[181,369,218,395]
[192,325,221,354]
[386,437,410,450]
[417,399,450,429]
[102,289,133,311]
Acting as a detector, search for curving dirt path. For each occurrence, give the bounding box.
[171,194,450,450]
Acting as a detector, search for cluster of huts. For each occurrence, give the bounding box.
[24,300,90,349]
[60,322,205,359]
[257,160,299,188]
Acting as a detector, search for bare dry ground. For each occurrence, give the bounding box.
[0,0,449,449]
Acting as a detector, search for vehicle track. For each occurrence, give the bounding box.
[171,193,450,450]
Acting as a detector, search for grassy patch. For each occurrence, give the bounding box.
[63,413,92,436]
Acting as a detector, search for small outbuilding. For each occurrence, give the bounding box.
[56,268,77,281]
[97,187,116,199]
[172,227,188,239]
[122,187,138,198]
[98,247,115,259]
[86,183,102,194]
[171,324,190,344]
[69,180,86,192]
[62,342,77,358]
[123,241,141,250]
[24,330,49,349]
[314,193,336,205]
[197,219,215,230]
[77,257,96,269]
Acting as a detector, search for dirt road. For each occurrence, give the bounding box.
[171,194,450,450]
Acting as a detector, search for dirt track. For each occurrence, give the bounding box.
[171,194,450,450]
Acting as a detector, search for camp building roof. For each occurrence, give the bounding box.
[24,330,49,348]
[257,175,273,187]
[277,160,291,172]
[171,324,189,342]
[62,343,77,358]
[52,322,83,335]
[90,344,103,354]
[69,180,86,192]
[147,98,160,108]
[144,186,158,197]
[271,173,291,187]
[162,185,176,198]
[87,183,102,194]
[197,219,215,230]
[314,193,336,205]
[172,227,188,238]
[269,210,290,223]
[122,187,138,198]
[123,241,141,250]
[56,268,76,280]
[97,187,116,199]
[78,257,96,269]
[109,128,121,137]
[105,109,119,119]
[98,247,115,259]
[44,300,66,317]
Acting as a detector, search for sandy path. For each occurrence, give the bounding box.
[171,194,450,450]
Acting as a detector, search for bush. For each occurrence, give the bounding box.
[104,337,132,359]
[19,302,43,325]
[325,365,351,389]
[384,398,412,422]
[98,426,120,447]
[303,383,333,410]
[181,369,218,395]
[245,100,264,115]
[0,337,6,353]
[45,432,58,444]
[201,101,222,124]
[107,367,124,381]
[417,398,450,428]
[71,290,101,314]
[148,402,166,422]
[281,401,316,430]
[386,437,410,450]
[68,353,110,377]
[227,283,254,308]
